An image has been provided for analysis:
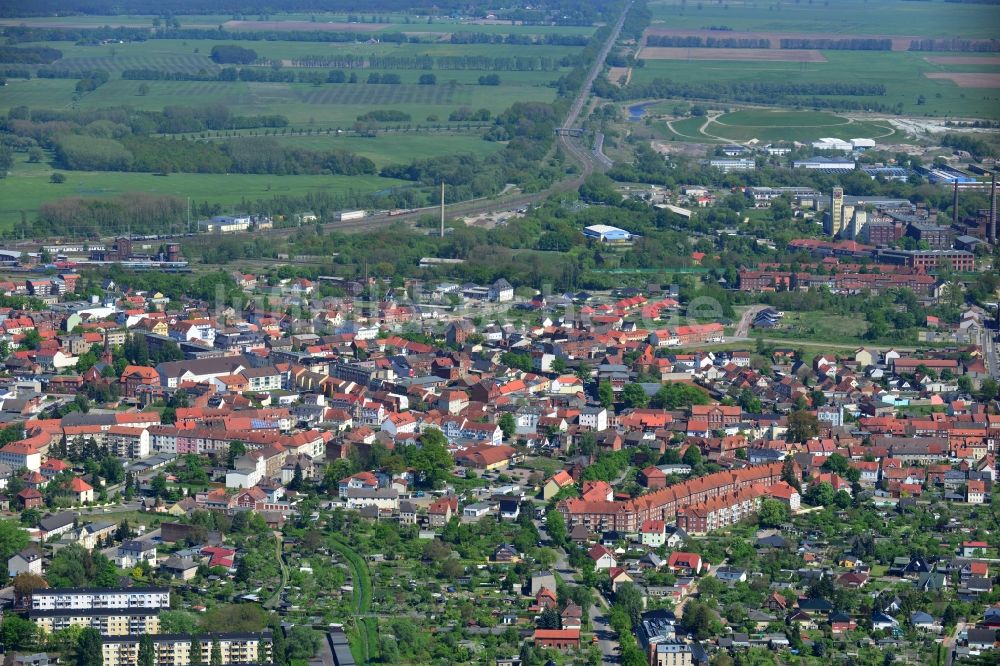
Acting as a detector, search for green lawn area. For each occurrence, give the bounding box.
[630,50,1000,120]
[763,310,870,344]
[648,0,1000,39]
[274,132,505,167]
[518,456,561,476]
[0,153,410,232]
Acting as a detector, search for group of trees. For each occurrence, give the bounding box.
[778,37,892,50]
[610,78,887,105]
[908,37,1000,52]
[289,53,563,71]
[209,44,258,64]
[0,45,63,63]
[52,133,377,177]
[448,31,588,46]
[447,107,491,122]
[647,35,770,48]
[35,193,188,239]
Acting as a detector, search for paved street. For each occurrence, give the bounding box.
[551,540,619,664]
[979,323,999,378]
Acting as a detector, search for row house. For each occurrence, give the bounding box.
[559,461,791,534]
[676,486,765,535]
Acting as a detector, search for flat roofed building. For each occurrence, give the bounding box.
[31,587,170,611]
[30,607,160,636]
[101,632,272,666]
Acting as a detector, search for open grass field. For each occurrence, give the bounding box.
[0,154,409,232]
[255,132,505,167]
[629,50,1000,119]
[647,0,1000,39]
[762,310,870,344]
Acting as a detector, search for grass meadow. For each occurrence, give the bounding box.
[0,153,410,233]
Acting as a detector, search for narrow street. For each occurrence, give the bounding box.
[551,539,619,664]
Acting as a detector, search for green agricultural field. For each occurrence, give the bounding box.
[0,154,409,232]
[0,13,597,36]
[24,37,581,72]
[648,0,1000,39]
[0,31,569,128]
[629,50,1000,119]
[0,76,557,128]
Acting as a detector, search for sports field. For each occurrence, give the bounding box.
[710,110,896,143]
[656,110,899,144]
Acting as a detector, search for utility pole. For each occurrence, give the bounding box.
[440,182,445,239]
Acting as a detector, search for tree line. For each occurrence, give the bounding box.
[6,103,288,137]
[287,54,564,71]
[606,78,887,104]
[778,37,892,50]
[448,32,588,45]
[646,35,770,48]
[0,45,63,64]
[52,134,377,176]
[909,38,1000,52]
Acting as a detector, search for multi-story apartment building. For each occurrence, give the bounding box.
[31,587,170,611]
[30,608,160,636]
[101,632,272,666]
[558,462,792,534]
